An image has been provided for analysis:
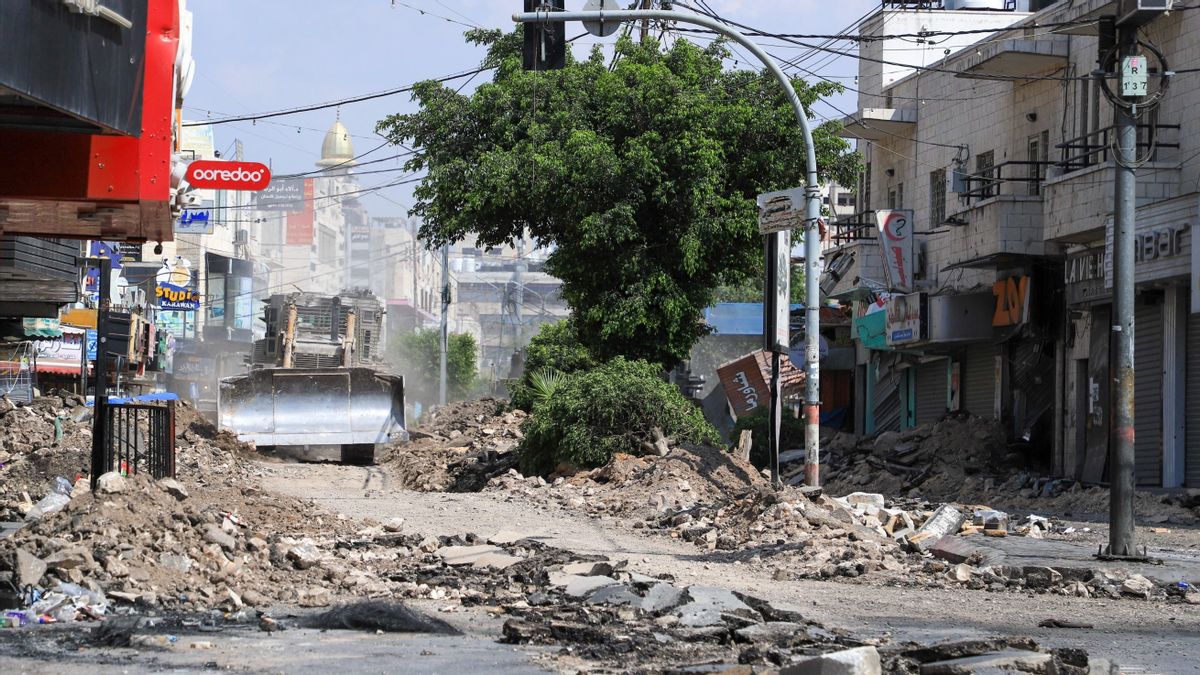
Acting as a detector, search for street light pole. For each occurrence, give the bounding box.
[512,7,823,485]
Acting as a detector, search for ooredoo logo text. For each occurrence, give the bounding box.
[185,160,272,191]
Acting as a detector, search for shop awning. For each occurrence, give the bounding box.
[35,360,84,375]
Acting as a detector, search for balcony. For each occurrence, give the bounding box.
[958,160,1052,205]
[821,212,887,300]
[938,161,1053,270]
[956,39,1068,80]
[1044,122,1181,242]
[839,108,917,142]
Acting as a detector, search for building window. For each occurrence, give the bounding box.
[930,169,946,225]
[976,150,995,199]
[887,183,904,210]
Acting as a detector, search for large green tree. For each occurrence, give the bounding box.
[378,30,858,366]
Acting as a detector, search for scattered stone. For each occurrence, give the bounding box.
[781,645,881,675]
[383,517,405,532]
[95,472,126,495]
[920,649,1052,674]
[640,582,686,613]
[157,478,189,501]
[203,524,237,551]
[1120,574,1154,598]
[286,541,321,570]
[734,621,805,644]
[14,549,46,587]
[676,586,754,628]
[437,545,504,566]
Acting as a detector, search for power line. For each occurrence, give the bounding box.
[181,66,495,127]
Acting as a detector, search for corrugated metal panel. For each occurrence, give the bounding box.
[1135,300,1163,487]
[1187,313,1200,487]
[915,360,947,426]
[962,343,997,419]
[0,237,79,279]
[873,358,901,433]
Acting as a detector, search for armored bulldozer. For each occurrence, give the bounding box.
[217,289,405,464]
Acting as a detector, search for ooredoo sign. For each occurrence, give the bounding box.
[185,160,271,191]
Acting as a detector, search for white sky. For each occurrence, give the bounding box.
[186,0,877,218]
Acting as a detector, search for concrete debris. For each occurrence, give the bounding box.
[1120,574,1154,598]
[920,649,1052,674]
[781,645,882,675]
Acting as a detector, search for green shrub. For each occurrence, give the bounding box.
[518,358,722,476]
[508,320,597,411]
[731,407,807,470]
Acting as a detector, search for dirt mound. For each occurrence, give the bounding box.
[384,398,525,492]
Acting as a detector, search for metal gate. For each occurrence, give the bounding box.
[961,343,997,419]
[1186,312,1200,487]
[914,359,947,426]
[872,355,902,433]
[101,401,176,479]
[1134,299,1163,487]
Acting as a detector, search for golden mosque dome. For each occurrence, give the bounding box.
[317,118,356,168]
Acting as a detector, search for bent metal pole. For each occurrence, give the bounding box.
[512,7,824,486]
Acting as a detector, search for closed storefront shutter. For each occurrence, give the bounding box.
[1187,312,1200,487]
[872,356,901,433]
[962,343,998,419]
[1135,299,1164,487]
[915,360,947,426]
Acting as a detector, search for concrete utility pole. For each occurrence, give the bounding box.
[439,243,450,406]
[639,0,652,43]
[512,6,824,486]
[1107,22,1141,560]
[89,256,111,490]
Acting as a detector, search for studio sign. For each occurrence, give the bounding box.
[185,160,272,191]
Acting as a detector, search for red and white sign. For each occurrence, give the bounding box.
[185,160,272,191]
[874,209,914,293]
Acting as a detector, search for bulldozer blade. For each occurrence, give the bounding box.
[218,368,406,456]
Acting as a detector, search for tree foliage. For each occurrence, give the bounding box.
[507,320,597,411]
[389,329,478,404]
[517,357,721,476]
[378,30,858,366]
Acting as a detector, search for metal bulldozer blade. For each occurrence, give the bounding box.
[218,367,405,464]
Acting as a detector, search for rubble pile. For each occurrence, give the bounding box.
[0,470,378,620]
[0,393,94,517]
[385,398,525,492]
[822,415,1200,525]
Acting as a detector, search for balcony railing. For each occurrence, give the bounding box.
[959,160,1052,204]
[1056,123,1180,174]
[829,212,877,244]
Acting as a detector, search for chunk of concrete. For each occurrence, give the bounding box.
[781,646,882,675]
[676,586,754,627]
[906,505,964,551]
[14,549,46,587]
[585,584,641,606]
[203,524,237,551]
[734,621,805,644]
[96,471,126,495]
[920,650,1052,674]
[641,582,685,613]
[470,552,522,570]
[548,572,621,598]
[157,478,189,501]
[842,493,886,510]
[437,544,503,566]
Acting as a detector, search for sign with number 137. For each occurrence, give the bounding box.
[1122,55,1148,97]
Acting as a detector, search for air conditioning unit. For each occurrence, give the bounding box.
[1117,0,1172,26]
[235,229,249,245]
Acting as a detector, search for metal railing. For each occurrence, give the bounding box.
[829,212,878,244]
[101,400,176,479]
[1056,123,1180,173]
[959,160,1053,203]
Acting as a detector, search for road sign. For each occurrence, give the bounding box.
[86,329,97,361]
[757,187,805,236]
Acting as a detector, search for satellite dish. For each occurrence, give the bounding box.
[582,0,621,38]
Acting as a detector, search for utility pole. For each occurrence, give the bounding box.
[89,256,111,489]
[438,243,450,406]
[1102,2,1172,560]
[1107,20,1138,560]
[639,0,652,43]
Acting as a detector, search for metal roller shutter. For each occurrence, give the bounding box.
[915,360,947,426]
[873,357,901,433]
[1187,313,1200,487]
[962,343,997,419]
[1135,299,1163,487]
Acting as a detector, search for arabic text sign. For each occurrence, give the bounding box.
[885,292,923,346]
[717,354,770,417]
[757,187,807,239]
[175,209,213,234]
[874,210,914,292]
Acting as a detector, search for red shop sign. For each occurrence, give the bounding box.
[185,160,272,191]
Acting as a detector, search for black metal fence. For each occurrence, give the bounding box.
[101,401,176,479]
